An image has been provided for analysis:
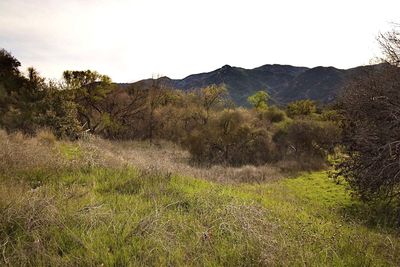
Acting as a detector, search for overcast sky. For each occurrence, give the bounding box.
[0,0,399,82]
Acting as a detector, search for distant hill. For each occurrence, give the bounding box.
[122,64,380,106]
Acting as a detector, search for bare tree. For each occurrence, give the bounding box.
[378,24,400,66]
[335,25,400,224]
[146,76,171,142]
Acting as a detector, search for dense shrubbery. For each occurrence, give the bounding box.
[0,48,340,169]
[184,109,275,165]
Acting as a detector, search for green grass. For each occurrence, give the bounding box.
[1,167,399,266]
[59,143,83,160]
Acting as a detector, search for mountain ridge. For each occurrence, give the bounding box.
[122,63,378,106]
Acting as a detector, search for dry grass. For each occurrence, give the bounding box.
[0,130,63,173]
[89,138,283,184]
[0,182,60,265]
[0,130,126,176]
[0,129,284,184]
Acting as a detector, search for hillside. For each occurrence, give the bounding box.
[126,64,375,106]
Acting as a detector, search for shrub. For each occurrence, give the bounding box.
[273,119,340,169]
[262,106,287,123]
[184,109,274,165]
[286,99,317,118]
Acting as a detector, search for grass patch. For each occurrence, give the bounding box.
[1,134,399,266]
[59,143,83,160]
[2,168,399,266]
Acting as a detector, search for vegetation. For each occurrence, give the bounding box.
[1,131,399,266]
[286,99,317,118]
[247,90,270,111]
[1,26,400,266]
[0,49,341,169]
[334,26,400,223]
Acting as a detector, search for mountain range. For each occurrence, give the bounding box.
[124,64,378,106]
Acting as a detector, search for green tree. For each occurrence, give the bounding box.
[62,70,114,133]
[0,49,26,128]
[247,91,270,111]
[0,51,82,137]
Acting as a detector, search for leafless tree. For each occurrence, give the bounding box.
[336,25,400,223]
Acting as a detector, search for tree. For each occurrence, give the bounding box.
[247,91,270,111]
[100,85,148,139]
[198,84,229,122]
[335,26,400,223]
[145,78,171,142]
[0,49,25,126]
[0,49,21,77]
[184,109,273,165]
[37,80,82,138]
[0,60,47,134]
[62,70,113,134]
[0,51,82,137]
[378,25,400,66]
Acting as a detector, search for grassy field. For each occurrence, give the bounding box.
[1,131,399,266]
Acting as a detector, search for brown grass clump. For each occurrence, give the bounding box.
[95,139,283,184]
[0,182,61,265]
[36,128,57,145]
[75,134,127,169]
[0,130,126,176]
[0,129,283,184]
[0,130,64,174]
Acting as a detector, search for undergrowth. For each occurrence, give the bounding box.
[0,131,399,266]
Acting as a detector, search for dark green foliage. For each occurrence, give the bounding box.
[0,51,80,137]
[272,119,340,171]
[284,119,340,159]
[37,84,82,138]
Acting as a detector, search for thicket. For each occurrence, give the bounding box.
[0,49,340,169]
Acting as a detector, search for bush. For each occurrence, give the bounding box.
[286,99,317,118]
[262,106,286,123]
[184,109,274,165]
[273,119,340,169]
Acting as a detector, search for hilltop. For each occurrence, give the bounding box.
[125,64,381,106]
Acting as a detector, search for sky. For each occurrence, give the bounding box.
[0,0,399,82]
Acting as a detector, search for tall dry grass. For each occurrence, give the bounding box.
[0,129,125,176]
[0,183,60,265]
[0,130,63,173]
[98,139,283,184]
[0,128,288,185]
